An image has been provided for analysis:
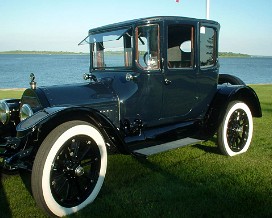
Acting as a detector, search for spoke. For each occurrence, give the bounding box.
[51,171,66,182]
[241,118,248,127]
[79,146,91,161]
[55,178,68,194]
[64,180,72,201]
[74,178,83,193]
[242,131,248,139]
[60,146,72,161]
[52,156,68,171]
[232,111,238,120]
[71,139,80,160]
[71,176,91,201]
[81,174,92,181]
[238,135,243,145]
[81,159,94,167]
[232,137,238,148]
[75,177,88,197]
[235,136,240,147]
[80,169,98,184]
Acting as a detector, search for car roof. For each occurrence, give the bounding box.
[88,16,219,33]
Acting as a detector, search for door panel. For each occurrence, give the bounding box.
[162,70,197,118]
[162,24,198,122]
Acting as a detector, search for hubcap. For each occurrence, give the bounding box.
[227,109,249,152]
[50,135,101,207]
[75,165,85,177]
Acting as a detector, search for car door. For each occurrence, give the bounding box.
[161,23,198,123]
[122,23,164,130]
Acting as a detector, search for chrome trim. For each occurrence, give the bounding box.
[0,100,10,125]
[20,104,34,121]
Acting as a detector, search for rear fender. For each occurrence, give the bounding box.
[16,107,129,155]
[202,85,262,138]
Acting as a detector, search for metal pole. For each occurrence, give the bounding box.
[206,0,210,19]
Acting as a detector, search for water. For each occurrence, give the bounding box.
[219,57,272,84]
[0,54,90,89]
[0,54,272,89]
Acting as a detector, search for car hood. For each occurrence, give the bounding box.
[21,82,118,111]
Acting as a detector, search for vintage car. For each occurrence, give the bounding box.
[0,16,262,217]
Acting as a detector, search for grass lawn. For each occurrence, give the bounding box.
[0,85,271,218]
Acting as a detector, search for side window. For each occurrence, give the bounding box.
[167,25,194,68]
[200,26,216,68]
[136,24,160,70]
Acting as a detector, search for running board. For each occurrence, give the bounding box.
[133,137,201,156]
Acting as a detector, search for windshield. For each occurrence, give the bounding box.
[80,28,132,70]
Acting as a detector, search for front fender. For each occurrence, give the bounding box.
[202,85,262,138]
[16,106,129,155]
[16,107,67,136]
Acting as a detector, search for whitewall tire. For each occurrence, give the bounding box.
[31,121,107,217]
[218,101,253,156]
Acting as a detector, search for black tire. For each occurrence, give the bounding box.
[218,74,245,85]
[217,101,253,156]
[31,121,107,217]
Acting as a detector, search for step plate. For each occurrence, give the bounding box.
[134,137,201,156]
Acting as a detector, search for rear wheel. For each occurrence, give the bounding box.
[217,101,253,156]
[31,121,107,217]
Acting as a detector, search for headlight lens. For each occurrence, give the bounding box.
[0,100,10,125]
[20,104,34,121]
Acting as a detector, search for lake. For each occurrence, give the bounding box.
[0,54,271,89]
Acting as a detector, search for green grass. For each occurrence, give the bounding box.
[0,85,272,218]
[0,89,25,99]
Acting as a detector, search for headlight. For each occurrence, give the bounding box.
[20,104,34,121]
[0,100,10,125]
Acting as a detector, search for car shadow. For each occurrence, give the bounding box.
[74,155,208,217]
[75,150,272,217]
[0,167,12,218]
[192,136,221,155]
[192,143,221,155]
[0,165,33,218]
[18,169,32,195]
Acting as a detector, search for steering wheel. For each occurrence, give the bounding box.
[143,52,149,65]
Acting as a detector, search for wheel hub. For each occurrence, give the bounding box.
[63,161,84,177]
[75,165,85,177]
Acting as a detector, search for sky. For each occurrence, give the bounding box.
[0,0,271,56]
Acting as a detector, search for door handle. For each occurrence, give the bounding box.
[126,73,138,82]
[164,78,172,85]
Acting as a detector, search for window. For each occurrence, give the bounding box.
[86,28,132,69]
[136,24,160,70]
[167,25,194,68]
[200,26,216,68]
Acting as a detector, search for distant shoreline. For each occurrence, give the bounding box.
[0,88,26,91]
[0,50,88,55]
[219,52,250,58]
[0,50,258,57]
[0,50,271,58]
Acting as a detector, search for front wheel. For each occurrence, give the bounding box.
[31,121,107,217]
[217,101,253,156]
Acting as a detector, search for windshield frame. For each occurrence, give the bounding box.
[80,27,133,71]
